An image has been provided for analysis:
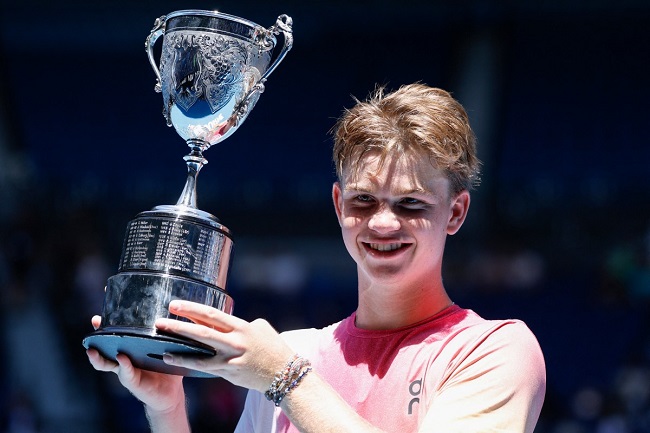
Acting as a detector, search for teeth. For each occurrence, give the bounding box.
[370,243,402,252]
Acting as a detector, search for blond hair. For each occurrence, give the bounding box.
[332,83,481,195]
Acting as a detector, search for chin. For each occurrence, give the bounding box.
[360,265,412,286]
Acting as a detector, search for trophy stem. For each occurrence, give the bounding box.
[177,140,209,208]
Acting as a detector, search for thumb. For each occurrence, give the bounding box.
[115,353,139,386]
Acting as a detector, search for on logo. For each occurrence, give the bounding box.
[408,378,422,415]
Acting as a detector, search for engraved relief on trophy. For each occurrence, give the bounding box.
[160,32,265,145]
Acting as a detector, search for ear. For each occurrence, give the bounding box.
[447,190,470,235]
[332,182,344,226]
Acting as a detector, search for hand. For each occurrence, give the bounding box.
[155,300,295,393]
[86,315,185,415]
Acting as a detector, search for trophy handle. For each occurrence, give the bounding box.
[145,15,167,93]
[259,14,294,83]
[230,14,293,130]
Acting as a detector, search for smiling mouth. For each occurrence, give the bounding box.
[366,242,406,252]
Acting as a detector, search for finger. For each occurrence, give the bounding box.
[155,317,225,349]
[168,300,243,332]
[115,353,138,385]
[86,348,118,373]
[91,315,101,330]
[168,300,235,329]
[163,352,218,374]
[164,307,217,330]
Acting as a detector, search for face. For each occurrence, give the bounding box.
[333,149,470,289]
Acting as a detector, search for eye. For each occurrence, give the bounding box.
[399,197,426,209]
[351,194,376,206]
[345,194,375,208]
[401,197,420,204]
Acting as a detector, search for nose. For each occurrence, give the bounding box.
[368,204,401,233]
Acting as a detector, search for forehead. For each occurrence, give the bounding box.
[342,149,449,193]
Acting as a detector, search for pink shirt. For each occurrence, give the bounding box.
[235,305,545,432]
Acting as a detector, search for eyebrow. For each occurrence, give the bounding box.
[343,184,432,196]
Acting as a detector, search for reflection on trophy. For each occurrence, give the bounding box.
[83,10,293,377]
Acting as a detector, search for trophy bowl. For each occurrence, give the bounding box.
[153,10,293,148]
[83,10,293,377]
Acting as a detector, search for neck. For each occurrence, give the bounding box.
[354,273,452,330]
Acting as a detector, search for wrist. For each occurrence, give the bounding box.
[145,396,191,433]
[264,354,312,407]
[143,385,188,420]
[144,397,186,416]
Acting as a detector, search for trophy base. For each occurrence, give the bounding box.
[83,327,217,378]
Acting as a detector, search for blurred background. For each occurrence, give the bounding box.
[0,0,649,432]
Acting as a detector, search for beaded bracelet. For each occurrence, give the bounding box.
[264,354,312,406]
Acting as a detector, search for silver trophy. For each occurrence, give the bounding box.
[83,10,293,377]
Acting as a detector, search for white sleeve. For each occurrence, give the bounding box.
[233,390,278,433]
[234,326,325,433]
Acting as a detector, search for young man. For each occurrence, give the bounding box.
[87,83,546,432]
